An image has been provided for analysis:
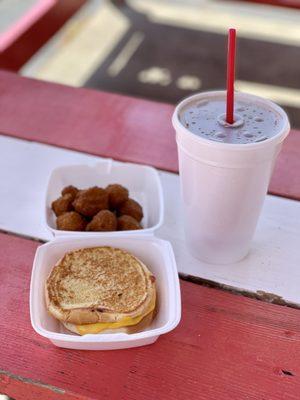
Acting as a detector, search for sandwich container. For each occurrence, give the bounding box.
[30,160,181,350]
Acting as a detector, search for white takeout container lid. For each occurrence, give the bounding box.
[45,159,164,236]
[30,235,181,350]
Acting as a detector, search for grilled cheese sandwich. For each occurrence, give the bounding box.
[45,246,156,335]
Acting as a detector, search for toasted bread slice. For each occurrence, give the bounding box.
[45,246,156,326]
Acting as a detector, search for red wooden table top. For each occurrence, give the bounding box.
[240,0,300,9]
[0,70,300,399]
[1,233,300,400]
[0,70,299,200]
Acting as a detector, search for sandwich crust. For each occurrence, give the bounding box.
[45,246,156,326]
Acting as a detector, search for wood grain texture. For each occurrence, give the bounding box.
[1,232,300,399]
[0,370,86,400]
[0,135,299,305]
[0,70,299,200]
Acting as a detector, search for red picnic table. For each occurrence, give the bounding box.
[0,70,300,399]
[0,0,87,72]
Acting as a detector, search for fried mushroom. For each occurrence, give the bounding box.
[56,211,87,231]
[106,184,129,209]
[118,198,143,222]
[51,194,73,217]
[61,185,79,201]
[117,215,142,231]
[86,210,117,231]
[73,187,109,217]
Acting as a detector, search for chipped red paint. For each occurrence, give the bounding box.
[0,370,85,400]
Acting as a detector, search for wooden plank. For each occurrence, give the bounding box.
[239,0,300,9]
[1,232,300,399]
[0,135,299,305]
[0,370,86,400]
[158,172,300,306]
[0,71,299,200]
[0,70,176,171]
[0,0,56,52]
[0,0,87,71]
[0,136,99,240]
[21,0,130,87]
[270,129,300,201]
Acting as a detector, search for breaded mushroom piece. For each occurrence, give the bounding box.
[61,185,79,201]
[86,210,117,231]
[106,184,129,209]
[73,187,109,217]
[56,211,87,231]
[51,194,73,217]
[117,215,142,231]
[118,198,143,222]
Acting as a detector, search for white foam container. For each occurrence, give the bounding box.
[45,159,164,236]
[32,160,180,350]
[30,235,181,350]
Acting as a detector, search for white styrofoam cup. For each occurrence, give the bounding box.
[172,91,290,264]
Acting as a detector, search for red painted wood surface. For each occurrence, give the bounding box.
[239,0,300,9]
[0,372,85,400]
[0,70,299,200]
[1,232,300,399]
[0,1,86,71]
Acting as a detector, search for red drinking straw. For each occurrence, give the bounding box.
[226,28,236,124]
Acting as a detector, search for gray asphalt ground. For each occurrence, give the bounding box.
[85,2,300,127]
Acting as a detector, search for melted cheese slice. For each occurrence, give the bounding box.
[76,296,156,335]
